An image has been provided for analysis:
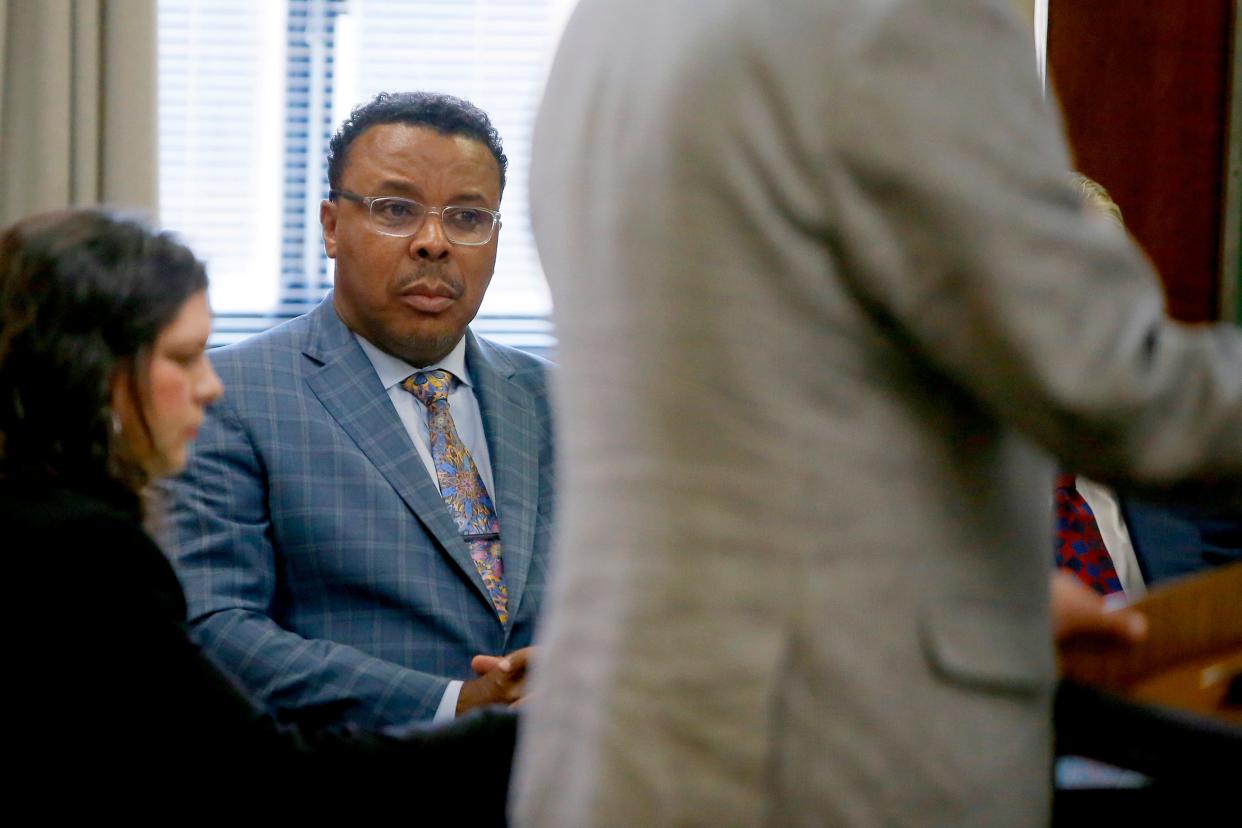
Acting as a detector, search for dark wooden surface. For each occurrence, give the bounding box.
[1048,0,1236,322]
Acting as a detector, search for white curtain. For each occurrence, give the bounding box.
[0,0,157,225]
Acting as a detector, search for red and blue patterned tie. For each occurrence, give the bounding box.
[404,370,508,622]
[1054,474,1122,595]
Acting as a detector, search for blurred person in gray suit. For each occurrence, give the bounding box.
[516,1,1242,825]
[1058,175,1242,596]
[161,92,555,730]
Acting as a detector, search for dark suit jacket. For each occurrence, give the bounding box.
[1120,498,1242,584]
[5,480,516,816]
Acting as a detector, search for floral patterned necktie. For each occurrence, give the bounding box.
[403,369,508,622]
[1054,474,1122,595]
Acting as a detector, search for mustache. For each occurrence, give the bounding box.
[397,268,465,298]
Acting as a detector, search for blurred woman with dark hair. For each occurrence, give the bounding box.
[1,209,515,816]
[0,208,218,502]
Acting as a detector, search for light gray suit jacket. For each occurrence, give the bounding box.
[161,296,555,728]
[517,1,1242,825]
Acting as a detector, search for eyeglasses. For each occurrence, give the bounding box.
[329,189,502,246]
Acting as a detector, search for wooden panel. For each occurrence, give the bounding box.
[1048,1,1235,322]
[1230,1,1242,323]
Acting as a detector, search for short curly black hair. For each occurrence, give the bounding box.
[326,91,508,195]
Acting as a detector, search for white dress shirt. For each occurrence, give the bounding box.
[356,333,497,721]
[1076,476,1147,600]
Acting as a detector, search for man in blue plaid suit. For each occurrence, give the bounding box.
[160,92,554,728]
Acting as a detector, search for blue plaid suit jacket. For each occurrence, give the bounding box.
[160,297,555,728]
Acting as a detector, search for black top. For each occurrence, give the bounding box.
[5,481,516,817]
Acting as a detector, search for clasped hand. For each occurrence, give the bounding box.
[456,646,536,715]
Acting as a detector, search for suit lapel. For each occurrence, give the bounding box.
[468,332,540,628]
[300,299,494,607]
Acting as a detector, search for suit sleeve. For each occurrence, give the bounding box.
[820,0,1242,495]
[158,391,453,729]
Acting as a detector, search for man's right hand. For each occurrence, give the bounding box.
[456,646,535,715]
[1050,570,1147,650]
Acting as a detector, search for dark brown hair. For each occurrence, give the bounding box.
[0,209,208,514]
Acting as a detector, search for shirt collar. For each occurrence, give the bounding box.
[354,333,472,392]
